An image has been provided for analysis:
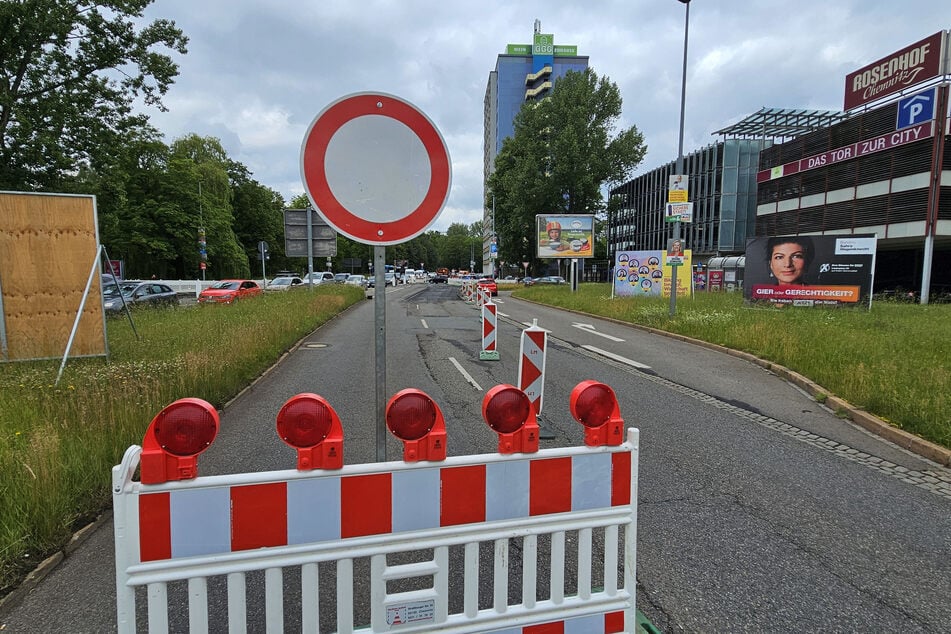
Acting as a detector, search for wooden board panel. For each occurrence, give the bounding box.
[0,192,106,360]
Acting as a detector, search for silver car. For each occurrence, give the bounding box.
[103,281,179,314]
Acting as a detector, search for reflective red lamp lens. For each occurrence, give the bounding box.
[386,389,446,462]
[277,395,333,447]
[386,391,437,440]
[482,385,539,454]
[569,380,624,446]
[140,398,219,484]
[483,387,531,434]
[276,393,344,470]
[152,400,218,455]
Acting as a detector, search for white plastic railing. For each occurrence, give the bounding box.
[113,430,639,633]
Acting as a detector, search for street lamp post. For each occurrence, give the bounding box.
[670,0,690,317]
[198,180,207,281]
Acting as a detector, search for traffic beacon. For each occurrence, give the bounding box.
[481,384,539,454]
[140,398,219,484]
[386,389,447,462]
[276,393,344,470]
[569,380,624,446]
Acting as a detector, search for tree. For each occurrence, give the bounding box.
[486,68,647,273]
[0,0,187,190]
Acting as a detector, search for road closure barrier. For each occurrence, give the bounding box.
[113,383,640,633]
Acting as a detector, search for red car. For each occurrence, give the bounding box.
[476,277,498,296]
[198,279,263,304]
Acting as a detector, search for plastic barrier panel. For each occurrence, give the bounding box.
[113,390,639,633]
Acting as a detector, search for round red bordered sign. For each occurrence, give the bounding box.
[300,92,452,245]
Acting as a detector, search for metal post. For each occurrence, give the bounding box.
[198,181,206,281]
[374,245,387,462]
[670,0,690,317]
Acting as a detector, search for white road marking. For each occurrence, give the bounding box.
[449,356,484,391]
[497,311,509,317]
[420,318,429,329]
[582,345,651,369]
[572,323,625,342]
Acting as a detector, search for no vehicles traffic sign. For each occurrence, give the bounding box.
[300,92,452,246]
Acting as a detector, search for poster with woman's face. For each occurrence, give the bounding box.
[536,214,594,258]
[744,235,877,307]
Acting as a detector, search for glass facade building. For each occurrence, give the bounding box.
[608,139,769,259]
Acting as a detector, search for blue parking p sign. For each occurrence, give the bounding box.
[897,87,936,130]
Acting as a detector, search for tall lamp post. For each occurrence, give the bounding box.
[198,180,207,281]
[670,0,690,317]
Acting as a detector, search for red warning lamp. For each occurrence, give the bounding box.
[570,380,624,446]
[140,398,219,484]
[482,385,539,454]
[386,389,447,462]
[276,393,344,470]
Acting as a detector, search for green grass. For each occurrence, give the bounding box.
[0,286,364,594]
[515,284,950,450]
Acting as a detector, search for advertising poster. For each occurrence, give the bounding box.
[536,214,594,258]
[668,174,688,203]
[613,250,692,298]
[744,234,877,307]
[694,270,707,291]
[708,269,724,291]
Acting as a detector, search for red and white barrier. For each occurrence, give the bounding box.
[518,319,548,414]
[480,300,499,360]
[113,383,639,634]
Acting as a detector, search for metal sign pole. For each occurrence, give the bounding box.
[374,245,387,462]
[670,0,690,317]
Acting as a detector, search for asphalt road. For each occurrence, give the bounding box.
[2,283,949,632]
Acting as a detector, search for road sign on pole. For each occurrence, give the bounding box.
[300,92,452,462]
[300,92,452,246]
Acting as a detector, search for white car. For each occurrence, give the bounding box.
[303,271,335,285]
[345,274,368,288]
[266,276,303,291]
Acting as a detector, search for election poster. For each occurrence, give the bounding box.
[613,250,692,298]
[744,234,877,307]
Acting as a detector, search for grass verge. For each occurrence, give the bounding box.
[0,286,364,594]
[513,284,950,451]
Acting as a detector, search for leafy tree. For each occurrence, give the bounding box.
[486,68,646,273]
[230,162,287,273]
[0,0,188,190]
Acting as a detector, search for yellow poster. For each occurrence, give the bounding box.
[661,251,693,298]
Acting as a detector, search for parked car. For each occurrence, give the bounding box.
[302,271,335,285]
[345,274,368,288]
[333,273,350,284]
[366,272,391,289]
[198,279,263,304]
[266,276,304,291]
[523,276,536,286]
[103,281,179,314]
[537,275,566,284]
[476,277,498,296]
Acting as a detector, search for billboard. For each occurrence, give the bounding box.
[843,31,946,110]
[744,235,877,307]
[536,214,594,258]
[613,250,692,298]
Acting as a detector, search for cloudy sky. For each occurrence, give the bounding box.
[138,0,947,232]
